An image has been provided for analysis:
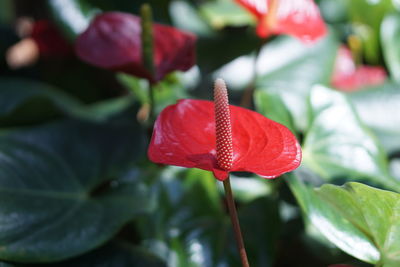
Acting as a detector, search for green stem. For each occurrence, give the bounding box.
[140,4,155,120]
[223,177,250,267]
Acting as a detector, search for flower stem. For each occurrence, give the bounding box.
[140,4,155,120]
[223,177,250,267]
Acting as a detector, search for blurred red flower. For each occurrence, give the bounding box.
[331,46,387,91]
[148,79,301,181]
[31,20,72,58]
[6,19,72,69]
[235,0,326,42]
[75,12,196,83]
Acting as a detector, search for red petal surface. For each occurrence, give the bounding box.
[235,0,326,42]
[75,12,196,82]
[148,99,301,181]
[332,46,387,91]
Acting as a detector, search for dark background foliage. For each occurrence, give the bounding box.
[0,0,400,266]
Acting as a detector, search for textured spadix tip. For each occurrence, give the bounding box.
[214,78,226,91]
[214,78,233,173]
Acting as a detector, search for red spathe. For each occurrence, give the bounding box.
[75,12,196,83]
[235,0,326,42]
[148,99,301,180]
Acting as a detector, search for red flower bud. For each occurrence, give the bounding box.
[75,12,196,83]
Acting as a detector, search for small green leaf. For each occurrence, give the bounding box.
[200,0,254,29]
[303,85,400,191]
[381,13,400,83]
[346,0,396,64]
[0,118,150,263]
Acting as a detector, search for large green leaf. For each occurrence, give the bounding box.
[0,242,166,266]
[288,170,400,266]
[0,117,151,263]
[349,82,400,154]
[287,170,379,264]
[255,34,338,130]
[303,85,400,191]
[381,13,400,83]
[53,242,166,267]
[0,78,134,126]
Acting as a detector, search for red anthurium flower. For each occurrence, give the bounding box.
[331,46,387,92]
[148,79,301,181]
[75,12,196,83]
[235,0,326,42]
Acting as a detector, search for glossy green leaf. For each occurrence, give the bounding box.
[381,13,400,83]
[255,34,338,130]
[287,170,380,264]
[0,78,135,126]
[316,183,400,267]
[303,85,400,191]
[0,118,150,263]
[349,82,400,153]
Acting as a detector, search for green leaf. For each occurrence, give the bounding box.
[229,175,273,203]
[255,34,338,130]
[56,242,166,267]
[200,0,254,29]
[239,196,281,267]
[0,78,135,126]
[0,242,166,266]
[46,0,97,40]
[139,167,281,266]
[346,0,396,64]
[381,13,400,83]
[316,183,400,267]
[349,82,400,154]
[254,90,296,134]
[138,167,227,267]
[170,1,214,37]
[303,85,400,191]
[287,170,380,264]
[0,117,151,263]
